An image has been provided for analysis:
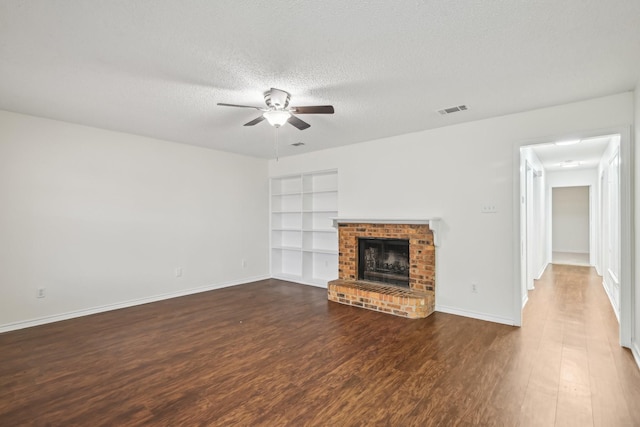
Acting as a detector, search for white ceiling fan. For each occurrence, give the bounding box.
[218,88,334,130]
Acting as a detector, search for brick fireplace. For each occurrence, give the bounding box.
[328,219,438,319]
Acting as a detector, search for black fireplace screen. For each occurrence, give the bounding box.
[358,238,410,287]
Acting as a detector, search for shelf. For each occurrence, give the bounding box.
[303,211,336,230]
[306,251,338,284]
[303,229,337,252]
[271,246,303,277]
[302,248,338,255]
[272,229,302,249]
[271,170,338,286]
[272,193,302,212]
[302,169,338,193]
[272,191,303,196]
[272,212,302,230]
[272,245,302,251]
[303,191,337,211]
[271,174,303,195]
[302,189,337,195]
[271,211,301,214]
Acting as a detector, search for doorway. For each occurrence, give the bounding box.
[551,186,590,266]
[513,129,632,348]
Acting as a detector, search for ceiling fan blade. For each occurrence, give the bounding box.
[288,115,311,130]
[244,116,265,126]
[217,103,263,110]
[291,105,334,114]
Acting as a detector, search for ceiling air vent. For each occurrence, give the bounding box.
[437,105,468,115]
[291,142,305,147]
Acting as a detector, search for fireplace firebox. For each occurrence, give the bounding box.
[358,238,410,287]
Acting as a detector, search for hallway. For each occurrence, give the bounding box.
[519,264,640,425]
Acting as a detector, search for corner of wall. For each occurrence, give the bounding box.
[634,81,640,364]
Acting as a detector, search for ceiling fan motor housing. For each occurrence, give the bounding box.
[264,88,290,109]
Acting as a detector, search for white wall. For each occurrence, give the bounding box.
[269,93,634,325]
[551,186,589,253]
[0,110,269,330]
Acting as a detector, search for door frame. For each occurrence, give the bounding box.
[512,126,633,348]
[521,159,537,295]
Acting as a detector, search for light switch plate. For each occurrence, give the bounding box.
[481,204,497,213]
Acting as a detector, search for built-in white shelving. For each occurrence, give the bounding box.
[270,170,338,287]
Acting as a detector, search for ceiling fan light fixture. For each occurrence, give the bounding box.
[263,110,291,127]
[219,88,330,130]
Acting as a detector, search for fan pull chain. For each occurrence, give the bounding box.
[274,127,279,161]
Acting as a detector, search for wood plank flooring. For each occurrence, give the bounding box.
[1,264,639,425]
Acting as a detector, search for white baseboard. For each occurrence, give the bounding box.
[0,275,270,334]
[601,279,621,323]
[632,341,640,372]
[535,262,548,280]
[522,293,529,309]
[435,304,515,326]
[271,275,329,289]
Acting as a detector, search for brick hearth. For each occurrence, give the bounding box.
[328,221,436,319]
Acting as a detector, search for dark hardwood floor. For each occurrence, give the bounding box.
[1,264,639,426]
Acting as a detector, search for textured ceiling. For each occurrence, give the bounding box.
[1,1,639,159]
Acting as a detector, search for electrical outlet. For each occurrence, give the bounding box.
[175,267,182,278]
[37,287,46,298]
[471,283,478,293]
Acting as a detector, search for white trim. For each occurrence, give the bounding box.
[0,275,270,334]
[436,304,515,326]
[632,341,640,371]
[608,268,620,287]
[536,261,549,280]
[602,280,621,323]
[332,218,441,246]
[617,127,633,347]
[332,218,437,225]
[595,265,603,276]
[513,144,524,326]
[271,275,329,289]
[522,293,529,309]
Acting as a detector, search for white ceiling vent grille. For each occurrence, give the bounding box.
[437,105,468,115]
